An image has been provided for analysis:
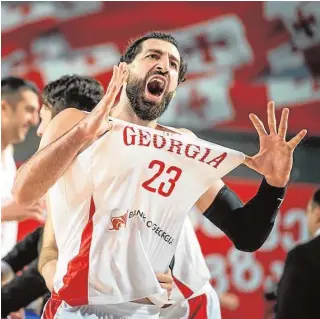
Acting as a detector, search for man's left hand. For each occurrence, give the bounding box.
[244,101,307,187]
[156,269,173,298]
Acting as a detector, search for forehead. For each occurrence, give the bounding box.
[140,39,181,62]
[18,89,40,108]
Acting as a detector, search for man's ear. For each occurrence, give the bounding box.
[1,99,11,118]
[314,205,320,220]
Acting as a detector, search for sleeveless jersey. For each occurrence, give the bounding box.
[48,117,244,307]
[171,215,212,302]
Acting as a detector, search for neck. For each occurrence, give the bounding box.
[1,128,10,152]
[313,226,320,237]
[110,92,158,129]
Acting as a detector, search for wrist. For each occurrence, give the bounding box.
[265,176,289,188]
[73,122,92,143]
[260,178,287,199]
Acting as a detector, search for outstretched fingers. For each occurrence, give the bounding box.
[99,63,128,114]
[249,113,268,138]
[267,101,277,135]
[278,108,289,140]
[287,129,307,150]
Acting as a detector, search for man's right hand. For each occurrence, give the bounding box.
[78,62,128,140]
[1,199,44,223]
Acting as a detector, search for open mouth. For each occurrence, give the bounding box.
[145,75,166,99]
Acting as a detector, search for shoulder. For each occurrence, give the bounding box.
[39,108,87,150]
[291,236,320,264]
[284,241,310,268]
[175,128,197,138]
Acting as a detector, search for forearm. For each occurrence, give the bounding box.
[1,204,14,222]
[1,198,16,222]
[40,259,57,291]
[38,245,58,275]
[203,179,286,252]
[13,125,87,205]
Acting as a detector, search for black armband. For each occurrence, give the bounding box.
[203,179,287,252]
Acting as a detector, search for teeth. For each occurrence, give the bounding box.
[150,78,165,88]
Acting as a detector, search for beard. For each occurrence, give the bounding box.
[126,71,174,121]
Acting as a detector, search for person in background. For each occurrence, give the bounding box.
[1,76,42,259]
[275,188,320,319]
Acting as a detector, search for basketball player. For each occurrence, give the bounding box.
[37,74,174,296]
[13,32,307,318]
[1,76,43,257]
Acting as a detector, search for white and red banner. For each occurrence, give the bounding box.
[2,1,320,135]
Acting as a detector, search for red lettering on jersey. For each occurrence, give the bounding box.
[206,152,227,168]
[123,126,137,146]
[168,139,183,155]
[138,129,151,147]
[199,147,211,162]
[153,134,166,149]
[185,144,201,159]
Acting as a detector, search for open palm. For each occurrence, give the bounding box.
[244,102,307,187]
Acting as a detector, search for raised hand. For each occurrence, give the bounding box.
[78,62,128,139]
[244,101,307,187]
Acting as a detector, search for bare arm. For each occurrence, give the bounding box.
[38,196,58,291]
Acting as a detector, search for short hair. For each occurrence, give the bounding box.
[42,75,104,117]
[120,31,187,84]
[311,189,320,208]
[1,76,39,97]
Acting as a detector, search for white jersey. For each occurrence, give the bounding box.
[48,117,244,307]
[171,216,211,301]
[1,145,18,257]
[160,215,221,319]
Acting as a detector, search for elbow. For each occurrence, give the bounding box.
[232,235,266,253]
[234,242,262,253]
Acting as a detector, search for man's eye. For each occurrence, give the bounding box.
[148,54,159,59]
[170,61,178,69]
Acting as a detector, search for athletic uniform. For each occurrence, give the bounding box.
[43,117,244,318]
[160,216,221,319]
[1,145,18,258]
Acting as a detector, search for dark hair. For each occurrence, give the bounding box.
[120,31,187,83]
[1,76,39,97]
[42,75,104,116]
[312,189,320,207]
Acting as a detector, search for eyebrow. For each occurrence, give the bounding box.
[26,104,39,112]
[145,49,180,66]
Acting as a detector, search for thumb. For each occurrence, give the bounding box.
[243,155,255,169]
